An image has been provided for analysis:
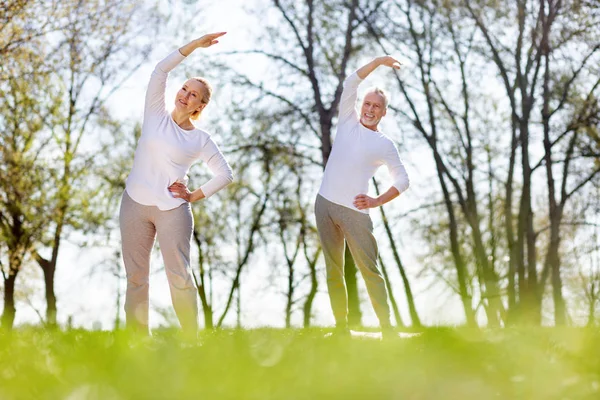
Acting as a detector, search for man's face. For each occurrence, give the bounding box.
[360,91,387,131]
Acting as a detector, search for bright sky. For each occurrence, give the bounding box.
[9,0,480,330]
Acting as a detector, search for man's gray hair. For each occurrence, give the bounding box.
[363,86,390,108]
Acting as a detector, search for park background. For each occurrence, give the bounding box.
[2,0,600,333]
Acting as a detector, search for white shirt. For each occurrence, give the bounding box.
[318,72,410,214]
[126,50,233,210]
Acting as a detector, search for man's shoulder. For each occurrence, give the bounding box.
[336,113,360,130]
[343,71,362,86]
[375,132,401,151]
[371,129,393,142]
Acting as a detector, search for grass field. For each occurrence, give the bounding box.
[1,327,599,399]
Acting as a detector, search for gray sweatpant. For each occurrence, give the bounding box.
[119,191,199,333]
[315,194,391,329]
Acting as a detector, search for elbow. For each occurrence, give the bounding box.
[152,65,164,76]
[343,71,359,87]
[224,168,234,185]
[395,176,410,194]
[153,60,171,75]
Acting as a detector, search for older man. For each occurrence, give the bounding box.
[316,55,409,338]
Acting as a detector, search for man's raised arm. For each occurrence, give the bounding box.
[356,55,401,80]
[338,55,402,124]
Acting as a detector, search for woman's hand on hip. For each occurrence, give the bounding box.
[168,182,192,202]
[353,194,381,210]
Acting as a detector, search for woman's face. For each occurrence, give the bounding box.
[174,79,207,116]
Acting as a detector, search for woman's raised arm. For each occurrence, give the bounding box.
[144,32,227,119]
[178,32,227,56]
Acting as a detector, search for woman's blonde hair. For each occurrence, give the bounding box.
[190,77,212,120]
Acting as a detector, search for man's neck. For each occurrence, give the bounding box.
[360,120,379,132]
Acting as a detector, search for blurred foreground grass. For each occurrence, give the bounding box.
[1,327,599,399]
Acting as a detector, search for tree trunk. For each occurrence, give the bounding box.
[217,193,269,328]
[434,154,477,327]
[43,263,57,328]
[236,287,241,328]
[302,246,320,328]
[321,123,333,167]
[464,0,542,326]
[587,284,596,327]
[505,121,519,324]
[114,280,121,330]
[540,33,564,326]
[379,255,404,328]
[280,223,301,329]
[217,264,243,328]
[195,271,213,330]
[517,115,540,325]
[373,178,420,327]
[193,230,213,329]
[468,214,504,327]
[302,270,318,327]
[202,302,214,330]
[374,12,477,326]
[1,272,17,329]
[549,239,566,325]
[198,282,213,330]
[285,262,294,328]
[3,243,28,329]
[35,252,58,328]
[35,217,64,328]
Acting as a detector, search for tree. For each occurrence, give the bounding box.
[0,0,59,57]
[29,0,160,327]
[0,36,60,328]
[364,0,494,326]
[373,178,420,327]
[214,0,401,327]
[464,0,600,324]
[366,0,600,326]
[215,146,275,328]
[301,221,321,327]
[274,179,305,328]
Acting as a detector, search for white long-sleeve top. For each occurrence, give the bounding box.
[125,50,233,211]
[318,72,410,214]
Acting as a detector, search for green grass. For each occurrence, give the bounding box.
[1,327,599,399]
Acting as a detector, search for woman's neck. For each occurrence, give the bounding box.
[171,110,194,130]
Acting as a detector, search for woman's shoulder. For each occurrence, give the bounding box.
[191,126,212,139]
[189,127,218,148]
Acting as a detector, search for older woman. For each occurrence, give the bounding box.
[120,32,233,335]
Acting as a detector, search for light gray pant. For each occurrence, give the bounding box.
[119,191,199,333]
[315,194,391,329]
